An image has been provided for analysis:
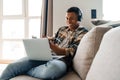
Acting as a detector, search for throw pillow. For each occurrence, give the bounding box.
[86,27,120,80]
[73,26,111,80]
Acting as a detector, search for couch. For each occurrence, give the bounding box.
[10,25,120,80]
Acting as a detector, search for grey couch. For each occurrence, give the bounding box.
[11,26,120,80]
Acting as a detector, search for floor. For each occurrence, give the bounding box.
[0,64,8,76]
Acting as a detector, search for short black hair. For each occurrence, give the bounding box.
[67,7,82,21]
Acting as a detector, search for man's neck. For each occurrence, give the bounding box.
[69,25,79,31]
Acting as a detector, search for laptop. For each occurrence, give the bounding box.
[23,38,54,61]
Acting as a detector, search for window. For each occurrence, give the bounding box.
[0,0,42,61]
[103,0,120,20]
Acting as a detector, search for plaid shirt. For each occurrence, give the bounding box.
[50,26,88,70]
[53,26,88,56]
[53,26,88,69]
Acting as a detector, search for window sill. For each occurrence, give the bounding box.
[0,59,14,64]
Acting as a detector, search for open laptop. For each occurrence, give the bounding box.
[23,38,54,61]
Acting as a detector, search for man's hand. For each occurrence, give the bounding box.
[49,40,66,55]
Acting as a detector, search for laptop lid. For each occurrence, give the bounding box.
[23,38,53,61]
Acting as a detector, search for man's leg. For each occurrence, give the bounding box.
[27,59,67,80]
[0,57,47,80]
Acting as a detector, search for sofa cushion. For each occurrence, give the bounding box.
[91,19,109,26]
[86,27,120,80]
[91,20,120,28]
[98,20,120,28]
[10,75,40,80]
[73,26,111,80]
[60,71,81,80]
[10,71,81,80]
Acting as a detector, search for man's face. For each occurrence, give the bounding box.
[65,12,78,28]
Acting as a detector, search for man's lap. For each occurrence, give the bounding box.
[0,57,66,80]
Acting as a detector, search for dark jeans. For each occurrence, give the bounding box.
[0,57,67,80]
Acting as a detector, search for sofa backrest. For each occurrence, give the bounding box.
[73,26,111,80]
[86,27,120,80]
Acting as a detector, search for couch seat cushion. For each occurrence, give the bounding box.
[60,71,81,80]
[10,75,40,80]
[10,71,81,80]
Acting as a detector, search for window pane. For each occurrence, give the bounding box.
[2,41,26,60]
[28,0,42,16]
[2,19,24,39]
[3,0,22,15]
[29,19,40,38]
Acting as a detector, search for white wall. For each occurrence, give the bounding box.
[53,0,102,33]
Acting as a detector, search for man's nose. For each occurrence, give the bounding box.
[67,19,72,23]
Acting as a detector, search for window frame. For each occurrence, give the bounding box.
[0,0,42,62]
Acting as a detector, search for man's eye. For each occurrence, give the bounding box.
[66,18,68,20]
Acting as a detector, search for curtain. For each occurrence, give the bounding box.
[40,0,53,37]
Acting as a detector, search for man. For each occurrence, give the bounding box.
[0,6,88,80]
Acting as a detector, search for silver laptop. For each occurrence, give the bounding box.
[23,38,53,61]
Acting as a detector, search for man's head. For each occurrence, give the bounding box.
[67,7,82,21]
[66,7,82,30]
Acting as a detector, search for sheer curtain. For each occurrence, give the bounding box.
[40,0,53,37]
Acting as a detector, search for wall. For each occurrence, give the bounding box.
[53,0,102,34]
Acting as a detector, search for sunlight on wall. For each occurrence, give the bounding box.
[103,0,120,21]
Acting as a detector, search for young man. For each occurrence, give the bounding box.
[0,7,88,80]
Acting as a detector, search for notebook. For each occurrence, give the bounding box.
[23,38,54,61]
